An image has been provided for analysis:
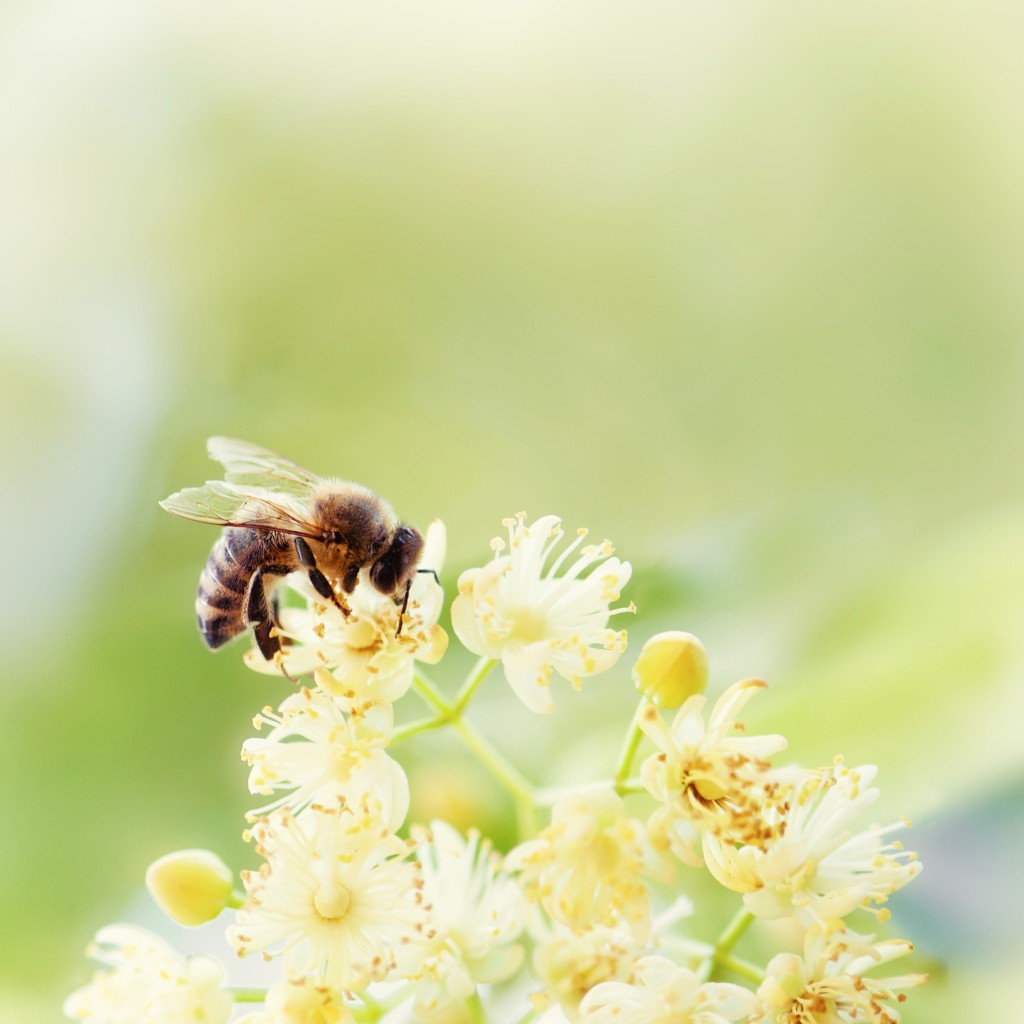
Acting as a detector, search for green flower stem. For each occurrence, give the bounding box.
[412,671,452,717]
[454,721,537,836]
[535,776,646,806]
[230,988,267,1003]
[698,907,756,982]
[613,700,648,791]
[616,777,646,796]
[514,1005,539,1024]
[411,670,538,836]
[358,984,414,1018]
[453,656,497,715]
[465,990,486,1024]
[353,990,385,1021]
[449,717,536,807]
[391,714,447,744]
[719,953,766,984]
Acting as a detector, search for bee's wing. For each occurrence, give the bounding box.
[160,480,322,537]
[206,436,321,498]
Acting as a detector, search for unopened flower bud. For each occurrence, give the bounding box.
[145,849,233,926]
[631,631,709,708]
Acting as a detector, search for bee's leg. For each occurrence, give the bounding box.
[245,564,293,660]
[342,564,360,594]
[294,538,350,618]
[252,619,278,661]
[416,568,441,586]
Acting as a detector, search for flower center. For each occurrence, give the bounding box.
[693,777,728,802]
[506,606,549,644]
[330,746,359,781]
[313,880,352,920]
[345,618,379,650]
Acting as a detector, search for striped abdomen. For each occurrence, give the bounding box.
[195,527,291,650]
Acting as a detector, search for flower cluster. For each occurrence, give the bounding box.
[68,499,927,1024]
[64,925,231,1024]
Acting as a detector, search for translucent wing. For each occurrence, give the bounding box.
[205,436,322,498]
[159,481,322,536]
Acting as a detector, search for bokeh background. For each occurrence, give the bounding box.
[2,1,1022,1020]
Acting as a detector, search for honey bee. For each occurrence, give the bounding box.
[160,437,425,660]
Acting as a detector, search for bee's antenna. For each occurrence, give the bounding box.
[396,578,412,638]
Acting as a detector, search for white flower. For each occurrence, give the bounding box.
[227,806,427,991]
[752,926,927,1023]
[704,760,922,926]
[245,521,448,709]
[242,687,408,829]
[640,678,791,868]
[234,977,355,1024]
[400,821,526,1018]
[535,1011,573,1024]
[579,956,757,1024]
[532,921,648,1022]
[452,513,633,714]
[506,789,651,936]
[63,924,231,1024]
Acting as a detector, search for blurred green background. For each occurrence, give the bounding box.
[2,1,1022,1019]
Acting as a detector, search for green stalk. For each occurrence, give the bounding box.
[449,717,537,836]
[412,668,538,837]
[452,656,497,714]
[464,990,486,1024]
[412,671,452,717]
[616,777,646,796]
[719,953,766,984]
[698,907,756,982]
[353,989,385,1022]
[391,714,448,744]
[613,700,647,791]
[448,718,534,805]
[230,988,267,1003]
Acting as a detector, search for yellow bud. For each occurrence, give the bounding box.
[145,849,233,926]
[631,631,709,708]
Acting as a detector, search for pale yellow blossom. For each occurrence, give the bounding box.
[752,926,927,1024]
[580,956,757,1024]
[228,806,427,991]
[242,687,408,829]
[234,977,355,1024]
[532,921,647,1022]
[399,822,526,1018]
[63,925,230,1024]
[705,761,921,926]
[640,678,790,866]
[507,788,650,936]
[452,514,632,714]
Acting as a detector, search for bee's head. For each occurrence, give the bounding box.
[369,525,424,597]
[314,487,392,559]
